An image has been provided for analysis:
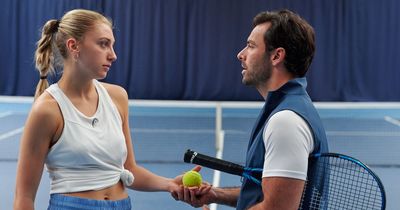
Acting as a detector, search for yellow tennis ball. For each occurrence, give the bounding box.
[182,170,202,187]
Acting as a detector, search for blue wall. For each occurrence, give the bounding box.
[1,0,399,101]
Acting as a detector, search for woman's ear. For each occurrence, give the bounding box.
[66,38,80,61]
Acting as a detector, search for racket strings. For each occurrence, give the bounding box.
[299,156,384,210]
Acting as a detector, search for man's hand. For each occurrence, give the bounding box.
[170,165,214,206]
[182,184,216,207]
[202,205,210,210]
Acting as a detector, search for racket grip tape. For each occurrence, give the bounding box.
[184,149,244,176]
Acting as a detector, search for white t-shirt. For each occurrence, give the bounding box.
[262,110,314,180]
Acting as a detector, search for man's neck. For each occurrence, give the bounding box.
[258,70,295,99]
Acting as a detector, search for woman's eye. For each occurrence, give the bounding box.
[99,41,108,48]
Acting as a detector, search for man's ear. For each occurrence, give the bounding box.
[270,47,286,66]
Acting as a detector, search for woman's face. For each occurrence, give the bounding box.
[77,22,117,80]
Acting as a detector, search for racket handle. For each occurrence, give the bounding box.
[184,149,244,176]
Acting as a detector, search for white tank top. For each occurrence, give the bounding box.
[45,80,134,194]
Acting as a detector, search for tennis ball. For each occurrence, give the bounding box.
[182,170,202,187]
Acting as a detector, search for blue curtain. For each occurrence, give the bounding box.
[1,0,400,101]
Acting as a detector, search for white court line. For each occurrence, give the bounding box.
[384,116,400,127]
[128,99,400,109]
[130,128,246,134]
[0,111,13,118]
[315,102,400,109]
[0,96,33,103]
[327,130,400,137]
[0,127,24,141]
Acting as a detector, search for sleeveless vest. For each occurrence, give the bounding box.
[236,78,329,209]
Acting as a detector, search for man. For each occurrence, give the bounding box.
[179,9,328,210]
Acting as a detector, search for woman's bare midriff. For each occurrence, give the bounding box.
[62,181,128,200]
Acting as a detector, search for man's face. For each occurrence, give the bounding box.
[237,23,272,87]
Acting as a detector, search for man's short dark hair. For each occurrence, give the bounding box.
[253,9,315,77]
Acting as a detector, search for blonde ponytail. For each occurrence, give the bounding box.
[34,19,59,100]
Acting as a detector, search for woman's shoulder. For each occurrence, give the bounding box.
[31,92,61,117]
[98,82,129,116]
[28,92,63,133]
[99,82,128,101]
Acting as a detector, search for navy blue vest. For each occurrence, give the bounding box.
[236,78,329,210]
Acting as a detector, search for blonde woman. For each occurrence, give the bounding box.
[14,9,188,210]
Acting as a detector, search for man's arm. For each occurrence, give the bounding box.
[247,110,311,209]
[248,177,305,210]
[212,187,241,207]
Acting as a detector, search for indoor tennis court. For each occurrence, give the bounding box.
[1,0,399,209]
[0,98,399,209]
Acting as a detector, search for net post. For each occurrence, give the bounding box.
[211,103,225,210]
[215,102,222,150]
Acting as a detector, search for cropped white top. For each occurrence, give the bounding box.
[45,80,134,194]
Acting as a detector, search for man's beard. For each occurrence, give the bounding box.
[242,59,272,87]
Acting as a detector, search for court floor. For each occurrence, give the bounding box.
[1,98,398,209]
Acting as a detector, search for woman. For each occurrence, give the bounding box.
[14,9,187,210]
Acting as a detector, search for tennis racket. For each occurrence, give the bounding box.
[183,149,386,210]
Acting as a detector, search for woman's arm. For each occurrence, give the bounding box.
[105,84,180,193]
[14,95,61,210]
